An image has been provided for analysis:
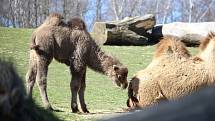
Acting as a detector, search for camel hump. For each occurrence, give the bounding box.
[154,36,190,58]
[67,18,86,30]
[43,13,65,26]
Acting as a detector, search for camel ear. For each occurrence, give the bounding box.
[167,46,173,53]
[113,65,119,71]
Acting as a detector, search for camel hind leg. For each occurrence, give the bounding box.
[70,72,81,113]
[26,51,37,98]
[36,55,53,110]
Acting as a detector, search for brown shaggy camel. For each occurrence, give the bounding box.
[127,33,215,109]
[26,14,128,113]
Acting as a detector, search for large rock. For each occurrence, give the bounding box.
[91,14,156,45]
[151,22,215,46]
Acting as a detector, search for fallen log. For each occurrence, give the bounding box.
[91,14,156,45]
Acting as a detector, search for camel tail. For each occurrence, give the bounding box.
[29,34,40,51]
[29,35,49,57]
[30,45,39,50]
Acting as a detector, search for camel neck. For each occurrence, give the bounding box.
[86,43,120,76]
[200,42,215,81]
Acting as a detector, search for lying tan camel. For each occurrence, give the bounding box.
[127,33,215,108]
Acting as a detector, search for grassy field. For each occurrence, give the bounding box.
[0,27,198,121]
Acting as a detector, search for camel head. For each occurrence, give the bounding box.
[111,65,128,89]
[199,32,215,62]
[200,32,215,54]
[198,32,215,77]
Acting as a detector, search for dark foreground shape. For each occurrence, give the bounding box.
[102,86,215,121]
[0,58,61,121]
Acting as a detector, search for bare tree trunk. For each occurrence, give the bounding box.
[188,0,193,23]
[16,0,22,27]
[27,0,31,27]
[5,15,10,27]
[34,0,38,27]
[112,0,126,20]
[44,0,50,16]
[127,0,139,17]
[112,0,119,20]
[63,0,67,20]
[95,0,102,21]
[162,0,171,24]
[9,0,16,27]
[155,0,160,19]
[76,2,81,17]
[47,0,50,15]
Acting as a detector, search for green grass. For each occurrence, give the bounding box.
[0,27,198,121]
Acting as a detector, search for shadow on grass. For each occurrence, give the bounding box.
[53,109,65,112]
[78,110,127,115]
[26,99,63,121]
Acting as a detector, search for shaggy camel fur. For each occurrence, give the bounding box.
[26,15,128,113]
[127,34,215,108]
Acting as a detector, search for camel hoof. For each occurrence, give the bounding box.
[83,109,90,113]
[72,110,81,113]
[72,107,80,113]
[45,105,54,111]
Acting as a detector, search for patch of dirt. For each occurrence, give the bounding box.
[80,108,131,120]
